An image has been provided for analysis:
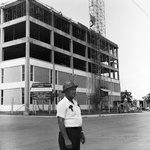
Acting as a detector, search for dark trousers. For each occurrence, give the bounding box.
[58,127,81,150]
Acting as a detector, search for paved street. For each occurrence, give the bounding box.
[0,112,150,150]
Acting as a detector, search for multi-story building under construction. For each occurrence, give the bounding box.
[0,0,121,113]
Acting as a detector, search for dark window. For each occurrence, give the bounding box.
[30,22,50,44]
[22,88,24,104]
[1,90,3,105]
[54,32,70,51]
[30,43,51,62]
[22,65,25,81]
[73,41,85,57]
[4,22,26,42]
[54,14,70,34]
[30,65,33,81]
[55,71,58,85]
[54,51,70,67]
[1,69,4,83]
[4,2,26,22]
[50,70,53,84]
[30,2,52,25]
[3,44,25,61]
[72,25,86,41]
[73,58,86,71]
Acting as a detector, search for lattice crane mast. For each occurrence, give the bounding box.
[89,0,106,37]
[88,0,107,107]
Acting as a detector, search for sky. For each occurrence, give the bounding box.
[1,0,150,100]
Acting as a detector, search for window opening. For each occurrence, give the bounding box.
[4,1,26,22]
[1,90,3,105]
[30,65,33,81]
[30,2,52,25]
[1,69,4,83]
[22,88,24,104]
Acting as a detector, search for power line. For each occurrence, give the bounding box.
[131,0,150,19]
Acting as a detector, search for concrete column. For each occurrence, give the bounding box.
[0,8,4,105]
[117,58,120,80]
[51,12,55,88]
[85,32,88,73]
[0,8,4,60]
[85,31,89,91]
[51,12,56,111]
[70,23,74,81]
[24,0,30,115]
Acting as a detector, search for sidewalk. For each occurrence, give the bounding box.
[0,110,149,118]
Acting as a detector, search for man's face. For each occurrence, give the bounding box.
[65,87,77,100]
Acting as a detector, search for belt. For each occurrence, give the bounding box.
[66,127,81,130]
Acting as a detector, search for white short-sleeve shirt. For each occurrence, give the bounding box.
[57,97,82,127]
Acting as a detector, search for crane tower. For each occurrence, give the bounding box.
[88,0,107,110]
[89,0,106,37]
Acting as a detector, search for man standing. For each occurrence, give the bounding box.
[57,81,86,150]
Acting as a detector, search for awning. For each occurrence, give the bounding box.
[100,88,109,97]
[100,88,110,92]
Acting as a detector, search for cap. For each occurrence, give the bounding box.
[62,81,78,93]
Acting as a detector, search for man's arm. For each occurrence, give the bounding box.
[80,126,86,144]
[57,116,72,149]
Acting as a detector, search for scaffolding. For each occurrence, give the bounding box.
[89,32,108,108]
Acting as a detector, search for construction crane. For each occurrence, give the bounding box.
[88,0,108,110]
[89,0,106,36]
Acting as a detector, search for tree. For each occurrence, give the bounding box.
[90,84,108,111]
[132,99,137,107]
[142,93,150,104]
[90,86,101,111]
[121,90,133,103]
[120,90,133,112]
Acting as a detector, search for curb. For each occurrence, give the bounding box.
[0,111,149,118]
[82,111,149,118]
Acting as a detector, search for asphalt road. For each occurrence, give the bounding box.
[0,112,150,150]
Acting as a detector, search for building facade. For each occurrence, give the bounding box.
[0,0,121,113]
